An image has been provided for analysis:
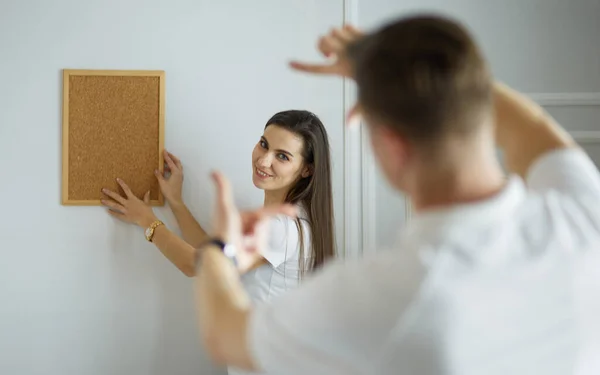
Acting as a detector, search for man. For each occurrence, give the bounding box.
[194,13,600,375]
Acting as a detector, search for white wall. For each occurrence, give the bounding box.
[356,0,600,250]
[0,0,345,374]
[3,0,597,372]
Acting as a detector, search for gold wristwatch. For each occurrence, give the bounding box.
[144,220,164,242]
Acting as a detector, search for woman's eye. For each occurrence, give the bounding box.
[277,153,289,161]
[259,140,267,148]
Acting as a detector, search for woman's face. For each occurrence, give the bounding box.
[251,125,307,193]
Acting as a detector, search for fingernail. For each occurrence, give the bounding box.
[116,178,121,182]
[101,188,107,193]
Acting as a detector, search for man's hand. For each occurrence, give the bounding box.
[210,171,297,273]
[289,24,363,79]
[195,172,298,370]
[289,24,365,126]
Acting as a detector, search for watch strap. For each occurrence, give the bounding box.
[195,238,237,269]
[145,220,164,242]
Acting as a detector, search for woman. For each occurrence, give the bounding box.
[100,109,336,304]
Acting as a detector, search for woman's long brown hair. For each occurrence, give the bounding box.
[264,110,336,276]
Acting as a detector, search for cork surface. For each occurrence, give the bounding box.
[66,74,161,203]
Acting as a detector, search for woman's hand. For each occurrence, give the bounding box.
[101,178,158,228]
[156,150,184,207]
[210,171,297,273]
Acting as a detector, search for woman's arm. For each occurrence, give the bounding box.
[157,150,209,248]
[146,221,197,277]
[101,178,198,277]
[168,202,209,249]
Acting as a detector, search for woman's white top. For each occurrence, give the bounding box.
[228,205,311,375]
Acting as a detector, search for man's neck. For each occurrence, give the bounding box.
[409,154,507,214]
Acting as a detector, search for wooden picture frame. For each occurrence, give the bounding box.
[61,69,165,206]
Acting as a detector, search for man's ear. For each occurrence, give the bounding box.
[370,124,410,173]
[375,125,408,154]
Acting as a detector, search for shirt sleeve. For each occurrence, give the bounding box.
[527,147,600,199]
[259,215,298,268]
[247,249,427,375]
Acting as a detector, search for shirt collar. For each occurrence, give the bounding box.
[401,175,527,243]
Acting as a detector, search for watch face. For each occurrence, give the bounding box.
[145,228,152,238]
[223,244,238,266]
[223,244,236,258]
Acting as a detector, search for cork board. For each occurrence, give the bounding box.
[61,69,165,206]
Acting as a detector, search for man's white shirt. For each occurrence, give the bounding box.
[246,147,600,375]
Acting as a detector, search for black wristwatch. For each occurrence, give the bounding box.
[195,238,238,270]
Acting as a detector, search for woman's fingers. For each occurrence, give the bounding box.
[164,151,178,172]
[116,178,134,198]
[101,198,126,213]
[167,151,183,170]
[155,169,166,182]
[164,150,183,170]
[101,188,127,205]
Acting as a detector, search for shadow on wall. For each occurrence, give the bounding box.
[105,206,226,375]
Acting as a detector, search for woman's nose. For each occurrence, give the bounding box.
[257,154,272,168]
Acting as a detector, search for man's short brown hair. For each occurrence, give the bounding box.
[348,13,493,143]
